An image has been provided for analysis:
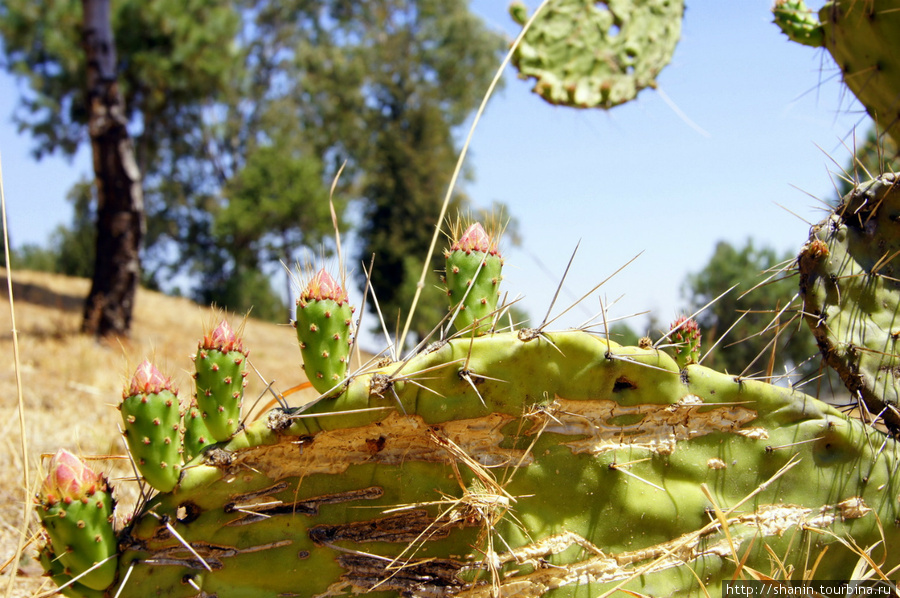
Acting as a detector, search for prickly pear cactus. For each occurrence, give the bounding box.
[774,0,900,144]
[798,173,900,427]
[193,319,249,442]
[509,0,684,108]
[37,228,900,595]
[36,449,118,593]
[119,361,183,492]
[444,221,503,336]
[295,268,355,395]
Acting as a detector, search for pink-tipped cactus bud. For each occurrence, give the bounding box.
[202,319,246,354]
[300,269,349,305]
[451,222,499,256]
[670,315,701,368]
[127,360,177,398]
[40,449,104,506]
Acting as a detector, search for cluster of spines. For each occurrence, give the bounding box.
[192,319,249,442]
[443,221,503,336]
[295,268,355,395]
[120,361,182,492]
[35,449,118,593]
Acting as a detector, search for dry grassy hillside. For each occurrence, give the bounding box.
[0,269,325,596]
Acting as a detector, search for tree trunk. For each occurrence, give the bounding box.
[80,0,144,337]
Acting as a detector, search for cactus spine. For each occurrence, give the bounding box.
[295,268,355,395]
[193,319,248,442]
[36,449,117,592]
[119,361,182,492]
[799,173,900,427]
[774,0,900,144]
[444,221,503,336]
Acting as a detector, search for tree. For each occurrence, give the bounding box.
[79,0,144,336]
[1,0,508,332]
[0,0,240,334]
[350,1,507,341]
[682,239,818,380]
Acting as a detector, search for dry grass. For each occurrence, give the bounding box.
[0,269,319,596]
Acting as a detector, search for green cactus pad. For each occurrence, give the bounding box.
[182,402,212,463]
[194,349,247,442]
[799,174,900,427]
[444,223,503,336]
[295,269,354,395]
[772,0,825,47]
[36,452,117,592]
[510,0,684,109]
[120,362,183,492]
[101,330,900,597]
[37,541,109,598]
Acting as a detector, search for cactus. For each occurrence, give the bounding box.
[34,325,900,596]
[444,221,503,336]
[119,360,183,492]
[773,0,900,144]
[182,400,212,464]
[668,315,701,369]
[193,319,249,442]
[509,0,684,108]
[35,449,117,593]
[798,173,900,427]
[295,268,355,396]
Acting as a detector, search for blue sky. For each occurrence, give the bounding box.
[0,0,869,337]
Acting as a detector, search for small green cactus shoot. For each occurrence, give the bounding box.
[36,449,117,592]
[120,361,182,492]
[193,319,248,442]
[295,268,355,395]
[444,221,503,336]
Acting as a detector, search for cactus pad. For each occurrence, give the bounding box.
[510,0,684,109]
[120,361,183,492]
[444,222,503,336]
[295,268,355,395]
[193,319,248,442]
[799,173,900,427]
[774,0,900,144]
[36,450,117,592]
[86,331,900,596]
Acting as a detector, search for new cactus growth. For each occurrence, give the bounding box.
[669,315,701,369]
[120,361,182,492]
[36,449,117,592]
[799,173,900,428]
[182,400,212,464]
[193,319,248,442]
[295,268,355,395]
[509,0,684,108]
[444,221,503,336]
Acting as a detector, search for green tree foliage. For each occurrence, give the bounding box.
[682,239,818,380]
[1,0,507,327]
[349,2,507,341]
